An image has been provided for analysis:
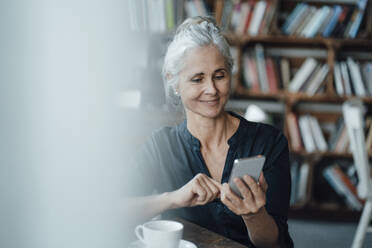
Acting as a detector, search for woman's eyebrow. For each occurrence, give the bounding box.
[191,72,204,77]
[215,68,226,73]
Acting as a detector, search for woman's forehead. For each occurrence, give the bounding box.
[181,45,226,74]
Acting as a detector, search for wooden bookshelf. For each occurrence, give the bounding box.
[214,0,372,220]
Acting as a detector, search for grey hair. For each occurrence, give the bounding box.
[162,16,233,106]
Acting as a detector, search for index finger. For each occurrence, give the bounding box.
[206,177,222,191]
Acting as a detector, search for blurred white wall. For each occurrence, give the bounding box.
[0,1,141,247]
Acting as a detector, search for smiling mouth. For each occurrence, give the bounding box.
[200,99,219,103]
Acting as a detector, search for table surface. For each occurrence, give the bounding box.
[176,218,247,248]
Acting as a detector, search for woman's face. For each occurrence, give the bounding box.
[177,45,230,119]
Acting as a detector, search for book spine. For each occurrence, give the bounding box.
[347,57,367,96]
[334,62,345,96]
[289,58,318,92]
[282,3,307,34]
[306,64,329,96]
[249,0,267,36]
[340,62,353,96]
[322,5,343,37]
[303,6,331,38]
[299,115,316,153]
[255,44,269,92]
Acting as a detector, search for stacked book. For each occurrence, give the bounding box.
[287,114,328,153]
[288,58,329,95]
[281,0,367,38]
[242,44,281,93]
[290,161,312,207]
[229,0,276,36]
[334,59,372,97]
[323,164,364,211]
[287,114,372,154]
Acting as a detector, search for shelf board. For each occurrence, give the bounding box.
[232,89,372,105]
[290,150,372,159]
[224,33,372,47]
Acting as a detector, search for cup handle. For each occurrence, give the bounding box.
[135,225,145,242]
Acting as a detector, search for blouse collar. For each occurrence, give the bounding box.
[178,111,246,151]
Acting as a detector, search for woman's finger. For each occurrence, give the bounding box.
[234,177,253,200]
[258,173,268,193]
[192,179,207,203]
[223,182,242,206]
[220,184,240,213]
[203,177,221,198]
[243,175,260,195]
[197,177,213,203]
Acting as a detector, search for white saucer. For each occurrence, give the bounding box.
[128,239,197,248]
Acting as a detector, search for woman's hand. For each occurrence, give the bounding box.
[220,173,268,217]
[170,173,221,208]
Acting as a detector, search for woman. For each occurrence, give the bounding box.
[127,16,293,248]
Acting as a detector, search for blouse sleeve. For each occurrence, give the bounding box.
[263,132,294,248]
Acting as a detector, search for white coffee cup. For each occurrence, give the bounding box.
[135,220,183,248]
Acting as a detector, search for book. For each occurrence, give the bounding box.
[309,116,328,152]
[302,6,331,38]
[334,62,345,96]
[290,161,300,205]
[293,6,316,36]
[329,117,345,151]
[306,64,329,96]
[289,58,318,93]
[365,122,372,153]
[243,52,260,92]
[299,115,316,153]
[334,126,349,153]
[287,112,303,151]
[340,62,353,96]
[255,44,269,92]
[322,5,343,37]
[236,2,251,34]
[248,0,267,36]
[230,2,242,32]
[323,165,363,210]
[347,57,367,96]
[265,57,279,93]
[282,3,308,35]
[297,162,311,205]
[317,7,334,36]
[362,63,372,95]
[280,58,291,90]
[259,1,275,35]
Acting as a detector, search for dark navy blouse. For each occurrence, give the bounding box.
[129,112,293,247]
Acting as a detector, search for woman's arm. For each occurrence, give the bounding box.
[125,173,221,224]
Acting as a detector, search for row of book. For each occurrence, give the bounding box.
[287,114,372,154]
[334,60,372,97]
[242,44,281,93]
[242,46,329,95]
[323,163,363,211]
[128,0,211,33]
[282,0,367,38]
[229,0,275,36]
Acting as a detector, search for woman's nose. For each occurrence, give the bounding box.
[205,78,217,95]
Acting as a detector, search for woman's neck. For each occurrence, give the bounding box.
[186,111,237,149]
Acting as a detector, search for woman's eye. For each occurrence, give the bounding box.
[191,78,202,83]
[214,74,225,80]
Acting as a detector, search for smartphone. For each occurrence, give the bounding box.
[228,155,266,197]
